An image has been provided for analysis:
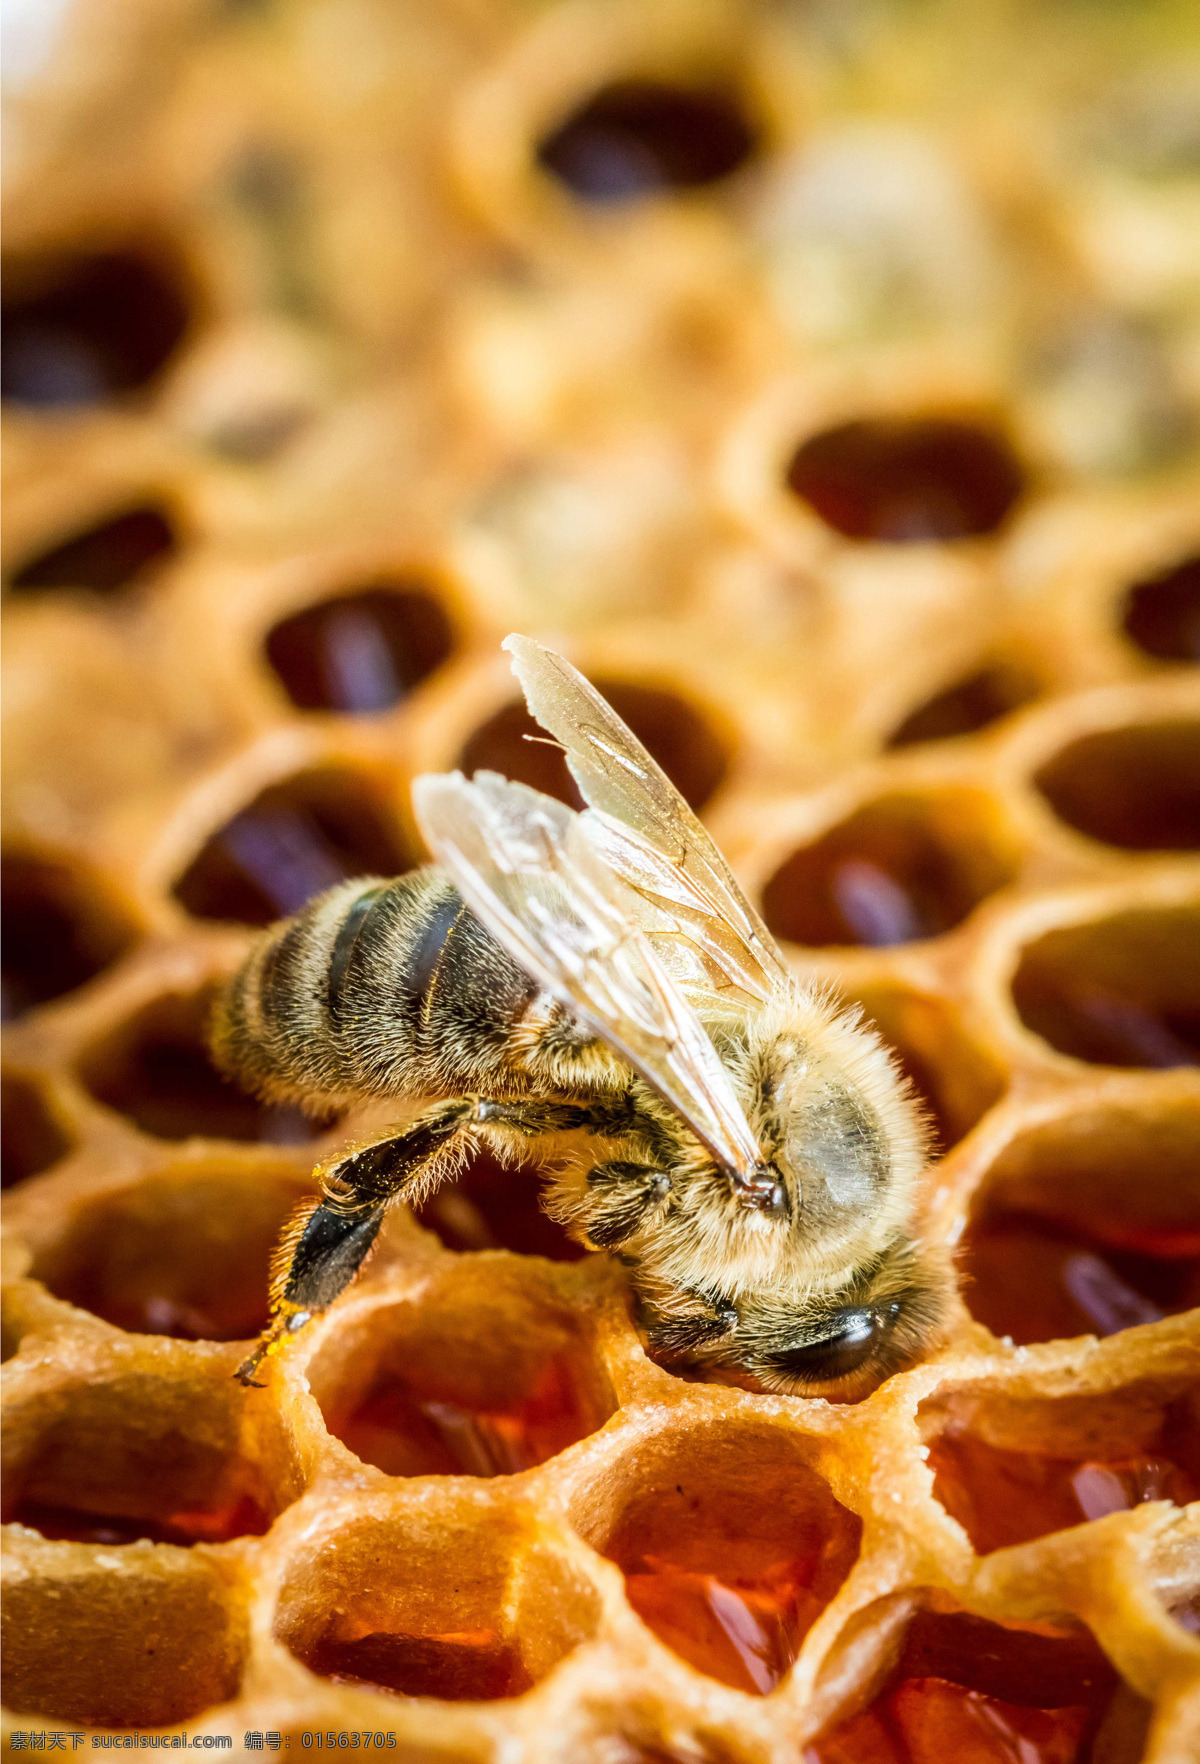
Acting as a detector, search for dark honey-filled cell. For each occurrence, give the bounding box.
[173,767,413,924]
[537,80,758,201]
[2,1547,246,1728]
[761,791,1018,947]
[459,679,728,813]
[415,1146,586,1262]
[850,988,1006,1156]
[8,505,178,596]
[786,419,1025,543]
[590,1427,860,1695]
[78,987,337,1143]
[1,1072,72,1187]
[926,1404,1198,1555]
[1034,721,1200,851]
[305,1629,531,1701]
[2,249,191,406]
[965,1218,1200,1343]
[1121,554,1200,662]
[1,850,138,1021]
[806,1609,1147,1764]
[333,1354,598,1479]
[2,1373,287,1545]
[1011,907,1200,1067]
[887,662,1041,747]
[961,1102,1200,1342]
[34,1164,315,1341]
[315,1277,614,1479]
[276,1510,597,1701]
[264,585,454,713]
[11,1494,270,1547]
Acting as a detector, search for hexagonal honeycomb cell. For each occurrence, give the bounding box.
[575,1420,861,1695]
[806,1608,1149,1764]
[3,0,1199,1753]
[921,1376,1199,1553]
[961,1100,1200,1341]
[762,791,1021,948]
[307,1262,616,1477]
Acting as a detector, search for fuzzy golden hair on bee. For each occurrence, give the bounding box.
[214,634,953,1394]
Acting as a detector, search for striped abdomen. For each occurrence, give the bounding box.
[211,866,539,1106]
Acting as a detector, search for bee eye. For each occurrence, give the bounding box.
[766,1306,884,1382]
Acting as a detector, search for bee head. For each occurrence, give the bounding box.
[732,1234,954,1396]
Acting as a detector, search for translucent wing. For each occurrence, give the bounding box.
[504,634,791,1006]
[412,768,765,1180]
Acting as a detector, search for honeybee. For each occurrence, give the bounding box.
[214,636,951,1392]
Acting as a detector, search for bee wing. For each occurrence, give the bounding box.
[504,634,791,1005]
[412,768,765,1180]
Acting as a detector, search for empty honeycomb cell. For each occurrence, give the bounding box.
[806,1608,1147,1764]
[536,81,759,202]
[785,419,1025,543]
[1,248,192,407]
[575,1423,861,1696]
[1033,720,1200,851]
[77,985,337,1142]
[2,1367,297,1545]
[31,1160,316,1341]
[1,849,139,1021]
[1,1533,248,1727]
[761,792,1019,948]
[1011,906,1200,1067]
[849,987,1006,1155]
[7,504,179,596]
[886,662,1041,748]
[1121,554,1200,662]
[1,1071,72,1188]
[415,1144,586,1262]
[922,1385,1199,1555]
[173,767,413,924]
[309,1268,615,1477]
[275,1510,599,1699]
[459,680,729,814]
[264,584,455,714]
[961,1101,1200,1344]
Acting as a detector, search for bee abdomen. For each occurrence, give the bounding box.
[211,866,539,1105]
[211,874,389,1103]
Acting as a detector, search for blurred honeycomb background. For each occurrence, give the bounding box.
[2,0,1198,1757]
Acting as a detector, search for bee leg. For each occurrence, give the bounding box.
[237,1094,613,1383]
[583,1160,672,1249]
[235,1204,387,1386]
[236,1100,479,1385]
[640,1294,739,1357]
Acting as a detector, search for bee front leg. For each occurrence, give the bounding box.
[639,1293,740,1357]
[583,1160,672,1249]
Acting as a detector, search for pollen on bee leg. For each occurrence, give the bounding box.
[235,1296,320,1384]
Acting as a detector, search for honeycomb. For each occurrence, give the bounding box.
[2,0,1199,1756]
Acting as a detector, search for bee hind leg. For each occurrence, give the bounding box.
[235,1099,479,1385]
[236,1094,598,1385]
[235,1204,386,1386]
